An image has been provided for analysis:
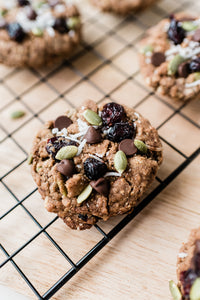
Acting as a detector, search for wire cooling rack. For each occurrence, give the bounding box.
[0,0,200,299]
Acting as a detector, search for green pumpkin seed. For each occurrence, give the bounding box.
[36,165,42,173]
[11,110,25,119]
[55,146,78,160]
[181,21,198,32]
[77,184,93,204]
[190,278,200,300]
[134,139,147,154]
[168,55,185,76]
[114,151,127,174]
[83,109,102,126]
[141,45,154,55]
[0,9,7,16]
[27,154,33,165]
[194,72,200,81]
[169,280,182,300]
[67,17,81,29]
[32,27,43,37]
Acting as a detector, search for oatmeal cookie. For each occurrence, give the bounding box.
[0,0,81,67]
[169,227,200,300]
[30,100,163,230]
[139,13,200,101]
[90,0,157,14]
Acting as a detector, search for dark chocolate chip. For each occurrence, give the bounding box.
[151,52,166,67]
[26,7,37,20]
[84,126,102,144]
[56,159,75,177]
[90,178,109,197]
[193,28,200,42]
[119,139,137,156]
[178,62,190,78]
[54,115,73,131]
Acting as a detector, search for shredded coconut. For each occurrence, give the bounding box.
[52,128,59,135]
[46,27,55,37]
[185,79,200,88]
[104,172,121,177]
[77,118,89,132]
[178,252,188,259]
[89,154,103,162]
[76,139,86,156]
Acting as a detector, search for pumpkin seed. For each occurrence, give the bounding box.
[190,278,200,300]
[36,165,42,173]
[134,139,147,154]
[32,27,43,37]
[67,17,81,29]
[114,151,127,174]
[168,55,185,76]
[83,109,102,126]
[11,110,25,119]
[55,146,78,160]
[57,180,67,197]
[77,184,93,204]
[141,45,154,55]
[27,154,33,165]
[181,21,198,32]
[194,72,200,81]
[0,9,7,16]
[169,280,182,300]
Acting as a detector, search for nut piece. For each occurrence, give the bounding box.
[168,55,185,76]
[169,280,182,300]
[55,146,78,160]
[83,109,102,126]
[114,150,127,174]
[134,139,147,154]
[77,184,93,204]
[190,278,200,300]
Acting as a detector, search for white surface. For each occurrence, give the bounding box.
[0,285,31,300]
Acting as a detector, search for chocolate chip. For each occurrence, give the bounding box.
[54,115,73,131]
[118,139,137,156]
[84,126,101,144]
[178,62,190,78]
[193,29,200,42]
[56,159,75,177]
[151,52,166,67]
[26,7,37,20]
[90,178,109,197]
[78,214,88,222]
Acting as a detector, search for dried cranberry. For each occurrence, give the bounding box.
[46,137,77,159]
[7,23,26,42]
[53,18,69,34]
[168,17,185,45]
[194,252,200,276]
[180,269,197,298]
[106,122,135,143]
[101,102,126,127]
[84,158,107,180]
[17,0,30,6]
[189,57,200,73]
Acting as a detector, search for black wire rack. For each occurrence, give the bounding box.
[0,0,200,299]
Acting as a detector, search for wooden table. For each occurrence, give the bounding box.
[0,0,200,299]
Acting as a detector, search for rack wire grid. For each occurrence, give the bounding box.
[0,0,200,299]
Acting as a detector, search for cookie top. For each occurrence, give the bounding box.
[175,227,200,299]
[31,100,162,230]
[140,13,200,101]
[90,0,157,14]
[0,0,81,66]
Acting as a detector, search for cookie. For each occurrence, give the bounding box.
[170,227,200,300]
[139,13,200,102]
[0,0,81,67]
[30,100,163,230]
[90,0,157,14]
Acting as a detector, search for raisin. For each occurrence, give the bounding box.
[78,214,88,222]
[46,137,77,159]
[84,158,107,180]
[167,17,185,45]
[7,23,26,42]
[53,17,69,34]
[17,0,29,6]
[106,122,135,143]
[180,269,197,298]
[189,57,200,73]
[101,102,126,127]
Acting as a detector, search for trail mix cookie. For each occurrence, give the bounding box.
[90,0,157,14]
[169,227,200,300]
[30,100,163,230]
[140,14,200,101]
[0,0,81,67]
